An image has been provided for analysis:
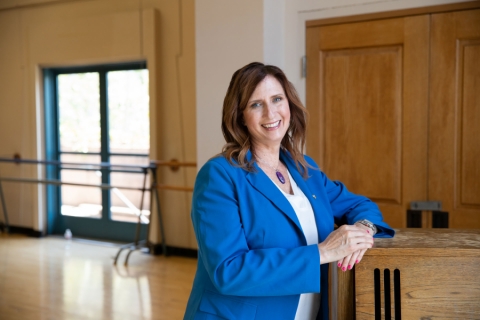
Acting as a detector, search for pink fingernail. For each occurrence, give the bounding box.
[337,262,341,267]
[366,230,370,233]
[355,260,359,264]
[348,265,352,270]
[342,266,346,271]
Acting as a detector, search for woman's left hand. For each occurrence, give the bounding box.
[337,223,374,271]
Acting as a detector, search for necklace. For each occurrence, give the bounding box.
[255,156,286,184]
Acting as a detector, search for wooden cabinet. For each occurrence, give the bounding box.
[355,229,480,319]
[306,7,480,230]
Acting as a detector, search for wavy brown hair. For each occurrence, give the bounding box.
[221,62,310,178]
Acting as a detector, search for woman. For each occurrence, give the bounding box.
[184,62,394,319]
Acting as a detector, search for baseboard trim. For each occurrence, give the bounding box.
[151,243,198,258]
[1,225,43,237]
[1,225,198,258]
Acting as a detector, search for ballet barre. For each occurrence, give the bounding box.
[0,157,196,264]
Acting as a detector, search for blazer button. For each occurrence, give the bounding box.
[312,194,316,199]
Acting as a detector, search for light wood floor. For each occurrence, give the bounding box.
[0,233,197,320]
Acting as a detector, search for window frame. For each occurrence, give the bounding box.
[43,61,149,239]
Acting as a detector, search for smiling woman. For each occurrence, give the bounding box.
[184,62,394,320]
[243,75,292,192]
[243,76,290,151]
[221,63,309,179]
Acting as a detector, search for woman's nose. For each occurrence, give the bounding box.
[263,103,275,118]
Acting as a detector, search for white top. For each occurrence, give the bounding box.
[271,170,321,320]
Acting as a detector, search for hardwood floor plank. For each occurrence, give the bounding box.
[0,234,197,320]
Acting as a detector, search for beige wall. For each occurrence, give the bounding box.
[0,0,197,248]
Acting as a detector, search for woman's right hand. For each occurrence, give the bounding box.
[317,225,373,266]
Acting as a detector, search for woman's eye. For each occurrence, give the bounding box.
[251,102,261,108]
[273,97,282,102]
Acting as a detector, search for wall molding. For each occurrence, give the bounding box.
[306,1,480,27]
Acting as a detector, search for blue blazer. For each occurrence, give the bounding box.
[184,151,394,320]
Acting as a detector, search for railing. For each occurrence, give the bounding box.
[152,159,195,192]
[0,156,196,264]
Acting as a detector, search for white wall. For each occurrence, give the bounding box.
[196,0,471,169]
[195,0,264,167]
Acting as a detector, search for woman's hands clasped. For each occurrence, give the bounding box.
[317,225,374,271]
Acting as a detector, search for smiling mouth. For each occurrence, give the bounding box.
[262,120,280,129]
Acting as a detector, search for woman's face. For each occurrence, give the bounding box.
[243,75,290,151]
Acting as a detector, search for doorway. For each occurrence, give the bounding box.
[306,6,480,229]
[44,62,150,242]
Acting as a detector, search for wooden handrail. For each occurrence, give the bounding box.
[152,160,196,167]
[151,159,196,173]
[155,184,194,192]
[0,156,196,192]
[151,159,196,172]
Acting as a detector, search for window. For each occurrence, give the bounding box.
[44,62,150,241]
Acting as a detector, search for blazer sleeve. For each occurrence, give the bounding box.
[192,160,321,297]
[306,157,395,238]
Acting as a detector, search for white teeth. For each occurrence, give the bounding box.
[262,120,280,128]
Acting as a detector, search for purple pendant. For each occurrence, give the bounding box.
[276,171,286,184]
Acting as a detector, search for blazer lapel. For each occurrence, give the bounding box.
[281,152,315,204]
[245,152,303,233]
[281,152,331,242]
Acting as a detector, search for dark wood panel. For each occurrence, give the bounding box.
[460,40,480,207]
[306,15,429,229]
[430,9,480,228]
[322,46,402,203]
[306,1,480,27]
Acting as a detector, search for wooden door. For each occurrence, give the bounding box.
[306,16,429,228]
[429,9,480,228]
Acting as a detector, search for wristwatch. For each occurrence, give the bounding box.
[356,219,377,236]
